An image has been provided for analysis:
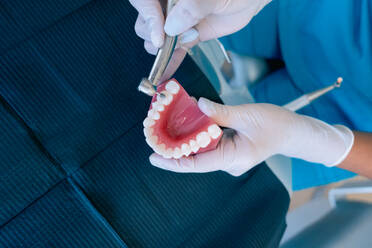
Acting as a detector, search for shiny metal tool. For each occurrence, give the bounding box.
[138,0,178,97]
[283,77,343,111]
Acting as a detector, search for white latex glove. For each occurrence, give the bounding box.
[130,0,271,79]
[149,98,354,176]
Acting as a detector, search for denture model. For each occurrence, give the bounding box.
[143,79,223,159]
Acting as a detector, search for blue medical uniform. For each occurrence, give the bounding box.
[221,0,372,190]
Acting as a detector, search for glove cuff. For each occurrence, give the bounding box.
[325,125,355,167]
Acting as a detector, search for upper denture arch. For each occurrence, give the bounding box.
[143,79,222,159]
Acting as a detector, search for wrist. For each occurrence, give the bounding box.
[279,114,354,166]
[326,125,354,166]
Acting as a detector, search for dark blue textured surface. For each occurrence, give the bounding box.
[72,125,288,247]
[0,179,127,248]
[0,0,154,174]
[0,0,289,247]
[0,100,64,226]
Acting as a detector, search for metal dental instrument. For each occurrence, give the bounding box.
[283,77,343,112]
[215,39,231,64]
[138,0,178,97]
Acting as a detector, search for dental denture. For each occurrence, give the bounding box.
[143,79,223,159]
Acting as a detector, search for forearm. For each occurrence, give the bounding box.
[149,101,372,178]
[338,131,372,178]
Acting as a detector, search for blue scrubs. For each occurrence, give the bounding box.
[221,0,372,190]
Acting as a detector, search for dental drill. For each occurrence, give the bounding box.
[138,0,178,98]
[136,0,343,111]
[137,0,232,99]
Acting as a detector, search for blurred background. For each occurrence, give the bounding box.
[190,40,372,248]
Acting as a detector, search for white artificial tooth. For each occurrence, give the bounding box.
[165,81,180,94]
[154,143,166,155]
[208,124,222,139]
[158,91,173,105]
[157,105,165,112]
[146,135,158,148]
[148,109,160,120]
[196,131,211,148]
[145,138,152,148]
[152,102,165,112]
[149,109,160,120]
[147,109,153,117]
[159,144,166,154]
[181,143,191,157]
[173,147,183,159]
[152,111,160,120]
[143,127,153,138]
[189,140,200,153]
[143,117,155,127]
[163,148,173,159]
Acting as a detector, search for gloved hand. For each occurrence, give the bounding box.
[149,98,354,176]
[130,0,272,79]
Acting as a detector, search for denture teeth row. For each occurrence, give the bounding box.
[143,80,222,159]
[143,80,180,129]
[144,124,222,159]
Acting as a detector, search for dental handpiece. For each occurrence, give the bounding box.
[138,0,178,97]
[283,77,343,112]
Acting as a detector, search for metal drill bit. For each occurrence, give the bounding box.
[138,78,156,97]
[138,78,166,98]
[156,92,166,99]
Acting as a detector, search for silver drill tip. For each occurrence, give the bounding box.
[138,78,167,98]
[138,78,156,97]
[156,92,166,99]
[335,77,343,88]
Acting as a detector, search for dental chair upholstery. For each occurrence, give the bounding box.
[0,0,289,247]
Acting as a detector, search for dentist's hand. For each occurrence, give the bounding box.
[130,0,272,79]
[149,98,354,176]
